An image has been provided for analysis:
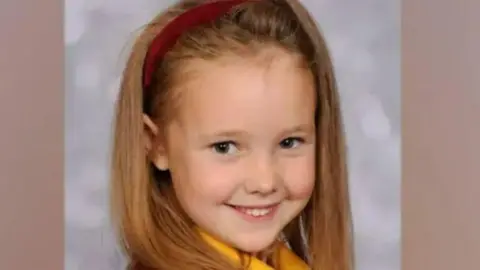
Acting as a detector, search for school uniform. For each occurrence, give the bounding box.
[199,231,309,270]
[132,231,309,270]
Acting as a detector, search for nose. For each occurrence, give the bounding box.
[244,154,280,195]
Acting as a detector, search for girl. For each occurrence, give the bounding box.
[110,0,353,269]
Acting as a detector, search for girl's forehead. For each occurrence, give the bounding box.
[181,51,313,100]
[173,53,316,131]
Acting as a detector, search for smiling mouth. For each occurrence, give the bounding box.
[226,203,280,218]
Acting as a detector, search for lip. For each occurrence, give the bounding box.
[226,202,280,222]
[227,202,280,209]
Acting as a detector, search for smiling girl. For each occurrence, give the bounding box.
[110,0,353,269]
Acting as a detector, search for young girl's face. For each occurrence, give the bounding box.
[154,48,316,253]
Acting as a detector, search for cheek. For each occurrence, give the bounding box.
[171,153,240,204]
[282,154,316,200]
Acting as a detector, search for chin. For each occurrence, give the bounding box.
[231,232,280,253]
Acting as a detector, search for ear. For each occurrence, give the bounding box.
[143,114,169,171]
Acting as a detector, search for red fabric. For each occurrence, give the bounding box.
[142,0,253,89]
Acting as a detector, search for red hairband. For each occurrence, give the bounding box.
[142,0,255,89]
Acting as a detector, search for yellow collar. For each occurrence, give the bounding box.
[199,231,309,270]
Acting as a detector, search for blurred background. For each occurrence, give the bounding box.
[64,0,400,269]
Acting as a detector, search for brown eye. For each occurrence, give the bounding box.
[211,141,238,155]
[279,137,304,149]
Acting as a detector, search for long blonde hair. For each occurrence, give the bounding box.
[110,0,353,269]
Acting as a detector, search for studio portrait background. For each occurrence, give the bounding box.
[64,0,400,269]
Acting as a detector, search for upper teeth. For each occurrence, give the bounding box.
[244,208,271,217]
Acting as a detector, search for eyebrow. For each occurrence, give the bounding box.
[199,130,249,142]
[199,124,315,141]
[281,124,315,135]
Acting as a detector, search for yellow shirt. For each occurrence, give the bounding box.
[199,231,310,270]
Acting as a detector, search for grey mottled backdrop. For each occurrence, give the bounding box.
[65,0,400,269]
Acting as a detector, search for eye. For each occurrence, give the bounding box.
[279,137,304,149]
[211,141,238,155]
